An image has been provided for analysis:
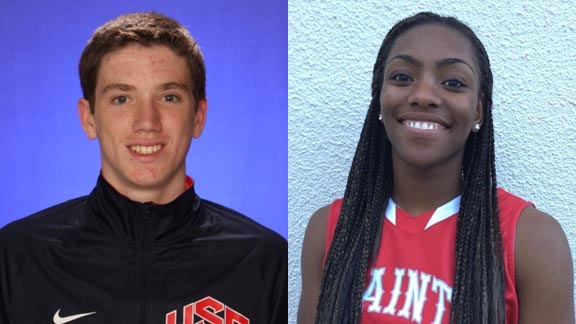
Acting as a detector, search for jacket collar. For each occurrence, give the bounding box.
[86,174,201,245]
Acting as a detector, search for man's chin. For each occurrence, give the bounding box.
[128,175,169,189]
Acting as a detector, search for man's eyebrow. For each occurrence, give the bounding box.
[159,82,190,92]
[101,84,135,94]
[437,57,476,76]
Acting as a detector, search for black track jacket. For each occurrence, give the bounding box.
[0,176,287,323]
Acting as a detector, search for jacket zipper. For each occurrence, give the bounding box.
[138,207,151,324]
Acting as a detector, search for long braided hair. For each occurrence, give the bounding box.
[315,12,503,324]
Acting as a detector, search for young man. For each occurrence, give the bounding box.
[0,12,287,324]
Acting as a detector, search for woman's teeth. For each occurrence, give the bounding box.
[404,120,443,130]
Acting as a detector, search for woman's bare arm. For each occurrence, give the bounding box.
[297,205,330,324]
[516,206,574,324]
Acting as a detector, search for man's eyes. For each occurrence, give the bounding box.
[112,96,130,105]
[110,95,181,105]
[161,94,180,103]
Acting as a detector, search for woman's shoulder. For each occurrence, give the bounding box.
[494,188,532,239]
[515,205,571,271]
[495,188,566,243]
[513,196,574,322]
[305,199,342,233]
[306,204,332,238]
[496,188,532,211]
[298,202,336,323]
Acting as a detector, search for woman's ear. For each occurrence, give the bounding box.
[474,95,484,128]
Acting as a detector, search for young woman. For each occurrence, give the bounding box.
[298,12,574,324]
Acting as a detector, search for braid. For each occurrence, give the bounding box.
[452,22,504,323]
[316,67,392,322]
[315,12,504,324]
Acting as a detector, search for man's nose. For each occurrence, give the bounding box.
[133,98,161,133]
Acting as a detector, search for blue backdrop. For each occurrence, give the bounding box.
[0,0,287,238]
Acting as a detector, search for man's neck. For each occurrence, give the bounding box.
[101,171,188,205]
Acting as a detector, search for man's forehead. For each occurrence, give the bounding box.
[95,45,193,93]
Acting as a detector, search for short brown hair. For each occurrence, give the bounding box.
[79,12,206,112]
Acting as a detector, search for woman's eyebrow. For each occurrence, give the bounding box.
[437,57,476,76]
[386,55,475,76]
[386,54,420,67]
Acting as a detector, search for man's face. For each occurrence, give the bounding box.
[79,44,206,203]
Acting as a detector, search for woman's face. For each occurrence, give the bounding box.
[380,24,483,171]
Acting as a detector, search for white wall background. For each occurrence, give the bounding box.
[288,0,576,322]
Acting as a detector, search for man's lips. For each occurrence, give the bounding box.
[128,144,164,155]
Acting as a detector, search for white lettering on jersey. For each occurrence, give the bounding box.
[362,267,452,324]
[397,269,431,324]
[382,267,405,315]
[431,276,452,324]
[363,267,386,312]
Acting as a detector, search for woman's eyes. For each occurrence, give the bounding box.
[389,73,413,82]
[442,79,467,89]
[388,73,468,89]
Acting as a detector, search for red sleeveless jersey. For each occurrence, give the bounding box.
[324,188,531,324]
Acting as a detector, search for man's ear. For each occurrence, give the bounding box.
[78,99,98,139]
[192,99,207,138]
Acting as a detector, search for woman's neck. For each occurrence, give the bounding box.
[391,154,463,216]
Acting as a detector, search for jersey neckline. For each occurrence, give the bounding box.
[385,195,461,232]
